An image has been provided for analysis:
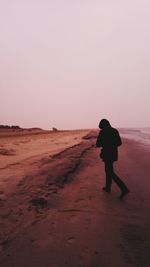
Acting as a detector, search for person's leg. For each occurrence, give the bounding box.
[104,161,113,191]
[111,164,129,198]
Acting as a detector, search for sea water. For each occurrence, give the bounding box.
[120,128,150,146]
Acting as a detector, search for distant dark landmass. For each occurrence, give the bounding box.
[0,125,43,131]
[0,125,21,129]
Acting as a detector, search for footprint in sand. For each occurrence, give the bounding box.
[85,218,92,223]
[79,248,90,265]
[69,215,78,223]
[0,199,5,207]
[88,195,95,200]
[75,198,85,203]
[80,186,86,190]
[67,236,76,245]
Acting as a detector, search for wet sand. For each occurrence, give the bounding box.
[0,130,150,267]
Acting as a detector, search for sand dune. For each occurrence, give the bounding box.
[0,130,91,170]
[0,130,150,267]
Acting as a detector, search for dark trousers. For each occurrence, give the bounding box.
[104,161,128,192]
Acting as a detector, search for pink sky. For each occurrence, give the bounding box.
[0,0,150,129]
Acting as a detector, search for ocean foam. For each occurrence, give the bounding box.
[120,128,150,146]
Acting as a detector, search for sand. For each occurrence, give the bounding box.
[0,130,150,267]
[0,129,90,195]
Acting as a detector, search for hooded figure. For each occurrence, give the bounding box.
[96,119,122,162]
[96,119,129,199]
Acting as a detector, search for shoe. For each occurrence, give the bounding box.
[102,187,111,193]
[119,189,130,199]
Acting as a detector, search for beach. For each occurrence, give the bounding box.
[0,129,150,267]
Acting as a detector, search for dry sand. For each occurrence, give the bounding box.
[0,130,90,195]
[0,130,150,267]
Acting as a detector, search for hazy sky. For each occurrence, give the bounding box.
[1,0,150,129]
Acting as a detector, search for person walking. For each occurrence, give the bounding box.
[96,119,129,199]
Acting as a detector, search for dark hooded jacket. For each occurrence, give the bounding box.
[96,127,122,162]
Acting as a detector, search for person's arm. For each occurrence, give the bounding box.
[114,129,122,146]
[96,131,103,147]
